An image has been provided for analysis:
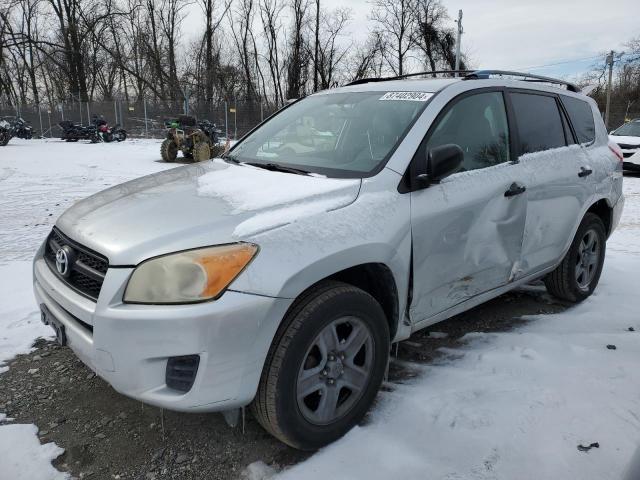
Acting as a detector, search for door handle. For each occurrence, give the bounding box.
[504,182,526,197]
[578,167,593,178]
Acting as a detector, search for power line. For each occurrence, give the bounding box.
[516,52,633,72]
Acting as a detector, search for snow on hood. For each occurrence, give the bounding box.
[609,135,640,146]
[56,160,361,265]
[197,160,359,212]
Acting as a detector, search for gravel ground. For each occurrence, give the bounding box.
[0,284,566,480]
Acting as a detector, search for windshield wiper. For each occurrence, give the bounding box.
[222,154,240,164]
[244,162,311,176]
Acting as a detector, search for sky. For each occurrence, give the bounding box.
[322,0,639,78]
[184,0,639,80]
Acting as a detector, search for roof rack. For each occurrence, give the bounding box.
[346,70,472,86]
[463,70,580,92]
[345,69,580,93]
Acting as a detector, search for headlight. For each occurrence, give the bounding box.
[124,243,258,304]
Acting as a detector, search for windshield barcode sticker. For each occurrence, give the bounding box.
[379,92,432,101]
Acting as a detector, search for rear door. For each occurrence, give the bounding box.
[509,90,594,275]
[409,90,529,322]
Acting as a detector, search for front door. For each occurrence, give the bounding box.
[409,90,528,322]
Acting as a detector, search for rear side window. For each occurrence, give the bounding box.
[561,96,596,144]
[510,92,566,154]
[425,91,510,171]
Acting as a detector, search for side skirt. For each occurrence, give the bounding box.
[409,264,558,335]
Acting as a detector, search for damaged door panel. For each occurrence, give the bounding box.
[407,90,528,323]
[410,163,527,321]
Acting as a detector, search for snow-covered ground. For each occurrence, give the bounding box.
[1,139,639,479]
[0,139,176,479]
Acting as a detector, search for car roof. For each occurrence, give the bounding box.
[322,78,461,94]
[317,77,586,98]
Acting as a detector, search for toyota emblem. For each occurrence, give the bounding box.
[55,247,73,276]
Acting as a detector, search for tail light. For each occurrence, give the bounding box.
[608,141,624,162]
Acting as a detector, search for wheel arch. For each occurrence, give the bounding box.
[280,261,402,342]
[586,198,613,237]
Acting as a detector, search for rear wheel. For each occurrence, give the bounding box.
[251,281,389,450]
[160,138,178,162]
[544,213,606,302]
[192,141,211,162]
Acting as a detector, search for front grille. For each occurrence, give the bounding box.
[617,143,640,150]
[166,355,200,392]
[623,152,636,158]
[44,227,109,301]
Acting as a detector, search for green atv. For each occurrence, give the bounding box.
[160,115,224,162]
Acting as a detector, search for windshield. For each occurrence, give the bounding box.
[612,121,640,137]
[227,91,431,178]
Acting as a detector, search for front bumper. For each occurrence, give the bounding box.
[33,247,292,412]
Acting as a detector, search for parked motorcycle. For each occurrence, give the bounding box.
[12,117,34,139]
[59,121,100,143]
[0,117,34,146]
[97,123,127,142]
[0,119,10,146]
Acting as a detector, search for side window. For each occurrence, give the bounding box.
[510,92,566,154]
[561,96,596,144]
[560,108,577,145]
[426,92,510,171]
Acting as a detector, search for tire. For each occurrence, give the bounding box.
[0,133,8,146]
[251,281,390,450]
[117,131,127,142]
[210,144,225,159]
[544,212,606,303]
[192,141,211,162]
[160,138,178,162]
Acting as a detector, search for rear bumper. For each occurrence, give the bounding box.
[33,246,292,412]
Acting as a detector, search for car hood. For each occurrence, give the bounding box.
[610,135,640,146]
[57,160,361,265]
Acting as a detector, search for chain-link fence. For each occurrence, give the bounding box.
[604,101,640,131]
[0,100,278,140]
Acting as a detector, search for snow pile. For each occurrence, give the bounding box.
[197,161,359,212]
[0,424,68,479]
[278,251,640,480]
[240,461,277,480]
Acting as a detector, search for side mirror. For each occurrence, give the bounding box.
[421,144,464,185]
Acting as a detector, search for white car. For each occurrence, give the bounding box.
[609,119,640,171]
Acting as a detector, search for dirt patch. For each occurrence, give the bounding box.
[0,284,566,479]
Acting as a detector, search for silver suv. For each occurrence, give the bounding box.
[33,71,624,450]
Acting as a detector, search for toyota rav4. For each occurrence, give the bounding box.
[33,71,624,450]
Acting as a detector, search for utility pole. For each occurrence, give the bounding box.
[454,10,463,77]
[605,50,614,130]
[313,0,320,92]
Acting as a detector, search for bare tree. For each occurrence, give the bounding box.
[370,0,415,76]
[314,7,351,89]
[286,0,310,99]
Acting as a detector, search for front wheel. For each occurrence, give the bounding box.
[160,138,177,162]
[544,212,606,302]
[251,281,390,450]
